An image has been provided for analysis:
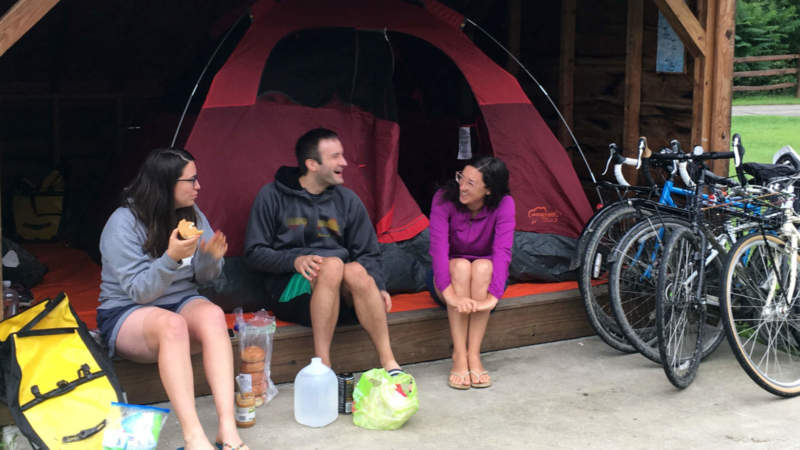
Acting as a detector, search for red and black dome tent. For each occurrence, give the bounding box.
[185,0,593,255]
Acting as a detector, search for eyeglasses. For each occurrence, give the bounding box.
[177,175,199,186]
[455,171,477,188]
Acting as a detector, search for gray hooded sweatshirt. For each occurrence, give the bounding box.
[244,166,386,291]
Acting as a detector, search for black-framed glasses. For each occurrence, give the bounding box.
[177,175,199,186]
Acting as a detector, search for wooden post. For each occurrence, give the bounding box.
[0,0,60,57]
[692,0,715,152]
[623,0,644,183]
[558,0,576,147]
[796,56,800,98]
[709,0,736,174]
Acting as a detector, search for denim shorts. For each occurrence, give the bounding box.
[96,295,205,358]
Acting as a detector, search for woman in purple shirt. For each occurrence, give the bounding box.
[428,156,515,390]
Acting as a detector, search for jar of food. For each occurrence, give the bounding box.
[235,393,256,428]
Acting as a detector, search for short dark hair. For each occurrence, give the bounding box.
[441,156,510,209]
[295,128,339,175]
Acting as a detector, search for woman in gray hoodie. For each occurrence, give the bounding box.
[96,148,247,450]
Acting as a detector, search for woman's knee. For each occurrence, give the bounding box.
[156,312,190,342]
[471,259,493,280]
[449,258,472,281]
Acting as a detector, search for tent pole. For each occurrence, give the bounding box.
[464,17,603,204]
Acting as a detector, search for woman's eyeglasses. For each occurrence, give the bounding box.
[177,175,199,186]
[455,171,476,188]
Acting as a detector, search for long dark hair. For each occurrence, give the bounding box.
[440,156,510,210]
[121,148,198,257]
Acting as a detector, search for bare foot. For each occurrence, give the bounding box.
[449,353,470,388]
[217,424,249,450]
[184,436,215,450]
[467,356,491,386]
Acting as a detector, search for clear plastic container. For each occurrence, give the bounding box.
[293,357,338,427]
[2,281,19,319]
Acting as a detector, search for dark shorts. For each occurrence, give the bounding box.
[96,295,203,358]
[265,272,358,327]
[426,268,504,312]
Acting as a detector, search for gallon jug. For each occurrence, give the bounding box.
[294,357,338,427]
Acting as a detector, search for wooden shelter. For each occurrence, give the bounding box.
[0,0,737,410]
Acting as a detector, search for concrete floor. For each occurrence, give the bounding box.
[154,336,798,449]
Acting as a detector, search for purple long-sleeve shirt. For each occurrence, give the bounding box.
[429,189,515,299]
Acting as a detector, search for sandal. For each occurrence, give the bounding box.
[469,370,492,388]
[216,442,248,450]
[448,370,471,390]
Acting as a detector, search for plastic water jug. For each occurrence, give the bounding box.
[294,357,338,427]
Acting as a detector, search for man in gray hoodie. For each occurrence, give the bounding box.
[244,128,402,374]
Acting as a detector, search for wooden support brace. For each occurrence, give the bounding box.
[652,0,706,57]
[0,0,60,57]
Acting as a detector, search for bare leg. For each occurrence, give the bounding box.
[180,299,247,450]
[115,307,213,450]
[310,257,344,367]
[445,258,472,387]
[467,259,493,385]
[343,262,399,370]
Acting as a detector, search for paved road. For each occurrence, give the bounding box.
[732,104,800,116]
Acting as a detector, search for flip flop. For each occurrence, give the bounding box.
[469,370,492,388]
[216,442,248,450]
[448,370,471,390]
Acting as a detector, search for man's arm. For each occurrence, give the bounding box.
[244,185,303,273]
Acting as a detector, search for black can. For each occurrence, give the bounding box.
[337,372,354,414]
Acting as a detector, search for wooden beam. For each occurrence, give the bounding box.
[558,0,576,147]
[0,0,59,58]
[709,0,736,173]
[652,0,706,57]
[691,0,713,151]
[623,0,644,182]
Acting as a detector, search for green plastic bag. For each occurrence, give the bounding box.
[352,368,418,430]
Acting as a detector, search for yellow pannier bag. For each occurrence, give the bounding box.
[0,293,124,449]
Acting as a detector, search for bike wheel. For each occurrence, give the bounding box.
[579,204,647,353]
[721,233,800,397]
[609,216,689,363]
[656,227,705,388]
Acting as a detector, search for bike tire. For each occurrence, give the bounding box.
[656,227,706,388]
[609,216,690,363]
[579,203,647,353]
[721,233,800,397]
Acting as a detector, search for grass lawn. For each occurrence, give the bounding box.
[733,94,800,106]
[729,115,800,173]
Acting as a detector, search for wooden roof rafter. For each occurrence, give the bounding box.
[652,0,706,57]
[0,0,60,58]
